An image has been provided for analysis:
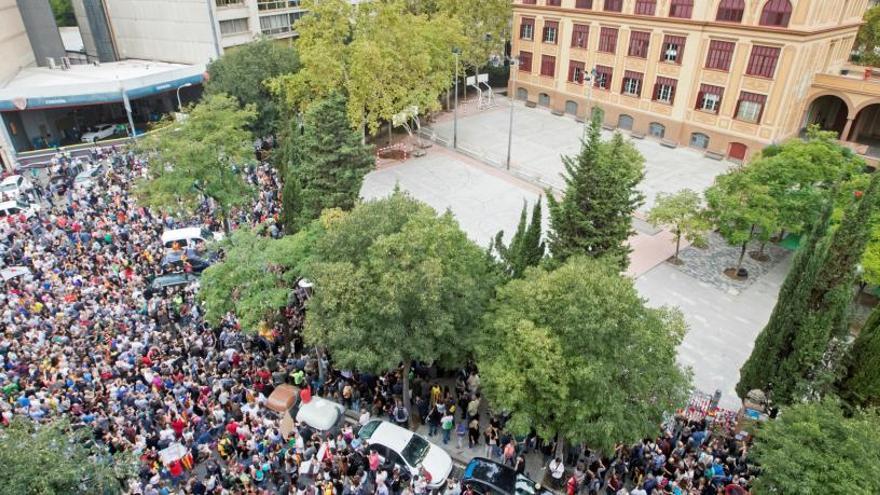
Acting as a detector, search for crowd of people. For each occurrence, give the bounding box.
[0,146,755,495]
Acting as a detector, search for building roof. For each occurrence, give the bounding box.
[0,59,205,111]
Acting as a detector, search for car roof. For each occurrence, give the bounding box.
[152,273,196,287]
[0,175,21,185]
[161,227,206,244]
[296,396,343,431]
[161,249,202,263]
[464,458,517,492]
[1,266,31,281]
[364,420,412,453]
[0,200,24,209]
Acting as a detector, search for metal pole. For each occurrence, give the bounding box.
[453,52,459,149]
[506,59,517,170]
[176,87,184,111]
[122,90,136,138]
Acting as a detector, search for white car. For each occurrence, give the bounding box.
[73,166,104,188]
[358,419,453,489]
[161,227,224,251]
[80,124,116,143]
[0,175,33,200]
[0,199,40,220]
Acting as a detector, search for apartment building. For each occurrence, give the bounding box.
[510,0,880,162]
[213,0,307,50]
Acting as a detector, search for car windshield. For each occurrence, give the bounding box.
[401,435,430,467]
[358,420,380,440]
[515,474,550,495]
[16,200,28,209]
[0,183,16,192]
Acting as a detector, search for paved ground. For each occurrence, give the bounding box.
[427,96,732,211]
[362,102,786,410]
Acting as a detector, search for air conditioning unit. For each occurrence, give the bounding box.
[46,57,56,69]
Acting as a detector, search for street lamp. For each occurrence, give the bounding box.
[453,47,461,149]
[176,82,194,111]
[506,56,518,171]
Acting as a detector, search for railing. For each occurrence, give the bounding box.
[257,0,300,10]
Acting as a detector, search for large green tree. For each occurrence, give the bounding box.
[491,198,545,278]
[647,189,709,263]
[304,191,498,412]
[855,6,880,67]
[547,110,645,269]
[477,256,691,454]
[49,0,75,27]
[749,399,880,495]
[205,38,300,137]
[839,307,880,407]
[136,93,255,232]
[0,418,138,495]
[279,93,374,233]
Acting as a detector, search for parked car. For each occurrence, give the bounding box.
[48,174,71,196]
[0,175,33,200]
[160,248,214,274]
[358,419,453,489]
[150,273,199,291]
[0,199,40,220]
[161,227,224,251]
[462,457,553,495]
[1,266,31,282]
[81,124,116,143]
[73,165,104,188]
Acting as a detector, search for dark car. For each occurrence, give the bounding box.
[461,458,552,495]
[150,273,199,291]
[160,249,213,274]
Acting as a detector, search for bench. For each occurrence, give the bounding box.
[551,109,564,116]
[525,101,537,108]
[660,139,679,149]
[630,131,646,140]
[704,150,725,160]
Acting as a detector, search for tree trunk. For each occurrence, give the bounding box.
[554,431,565,460]
[401,360,412,428]
[759,241,767,257]
[736,241,748,271]
[315,346,326,383]
[387,120,393,146]
[674,230,681,261]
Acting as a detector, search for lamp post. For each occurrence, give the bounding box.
[176,82,194,111]
[584,67,596,136]
[506,56,518,170]
[453,47,461,149]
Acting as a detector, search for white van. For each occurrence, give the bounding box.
[0,175,34,200]
[160,227,224,251]
[0,199,40,219]
[296,396,345,433]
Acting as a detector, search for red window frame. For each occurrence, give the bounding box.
[653,76,677,104]
[669,0,693,19]
[628,31,651,58]
[519,51,533,72]
[660,35,686,64]
[735,91,768,124]
[543,21,559,44]
[519,18,535,41]
[569,61,586,84]
[695,84,724,113]
[759,0,792,27]
[571,24,589,49]
[716,0,745,23]
[705,40,735,71]
[540,55,556,77]
[598,27,618,53]
[521,0,537,4]
[634,0,656,15]
[604,0,623,12]
[594,65,613,89]
[575,0,593,8]
[621,70,644,97]
[746,45,780,78]
[546,0,562,6]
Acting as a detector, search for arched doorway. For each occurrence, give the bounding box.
[850,103,880,157]
[648,122,665,138]
[728,142,748,161]
[516,87,528,101]
[565,100,578,115]
[538,93,550,107]
[618,114,634,130]
[690,132,710,149]
[805,95,849,138]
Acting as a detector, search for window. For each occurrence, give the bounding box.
[520,18,535,40]
[539,93,551,106]
[546,0,561,5]
[604,0,623,12]
[219,18,249,35]
[575,0,593,8]
[634,0,656,15]
[521,0,536,3]
[760,0,792,27]
[716,0,745,23]
[653,77,677,104]
[543,21,559,44]
[746,46,780,78]
[621,71,643,97]
[628,31,651,58]
[569,61,586,83]
[259,12,303,35]
[690,133,710,149]
[519,51,533,72]
[216,0,244,6]
[669,0,693,18]
[661,35,686,63]
[649,123,666,138]
[598,27,618,53]
[696,84,724,113]
[736,92,767,123]
[257,0,300,10]
[540,55,556,77]
[705,40,735,71]
[595,65,613,89]
[571,24,589,48]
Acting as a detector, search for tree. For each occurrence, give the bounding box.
[205,38,300,137]
[839,307,880,408]
[855,6,880,67]
[861,220,880,288]
[477,256,691,454]
[304,191,498,414]
[647,189,709,263]
[136,93,256,232]
[49,0,76,27]
[280,93,374,233]
[491,198,545,277]
[547,110,645,269]
[0,418,138,495]
[749,399,880,494]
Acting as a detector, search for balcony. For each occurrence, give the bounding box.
[257,0,301,11]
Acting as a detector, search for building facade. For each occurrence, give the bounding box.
[510,0,874,162]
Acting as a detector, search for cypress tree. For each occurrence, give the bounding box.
[492,198,545,278]
[547,109,645,269]
[839,307,880,407]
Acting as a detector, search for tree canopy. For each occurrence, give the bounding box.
[855,6,880,67]
[205,38,300,137]
[0,418,138,495]
[477,256,691,454]
[136,93,256,231]
[647,189,709,263]
[491,198,545,278]
[547,110,645,269]
[49,0,76,27]
[304,191,498,411]
[750,399,880,495]
[839,306,880,408]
